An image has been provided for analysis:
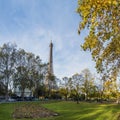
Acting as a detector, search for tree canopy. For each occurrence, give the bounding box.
[0,43,48,100]
[77,0,120,80]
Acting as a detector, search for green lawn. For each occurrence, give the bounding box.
[0,101,120,120]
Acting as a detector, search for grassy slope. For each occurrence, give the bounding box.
[0,101,120,120]
[42,101,120,120]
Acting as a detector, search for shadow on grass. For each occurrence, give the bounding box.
[72,103,120,120]
[1,101,120,120]
[44,102,120,120]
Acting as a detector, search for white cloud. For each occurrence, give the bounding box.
[0,0,97,79]
[0,26,97,79]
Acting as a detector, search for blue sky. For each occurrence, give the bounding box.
[0,0,96,79]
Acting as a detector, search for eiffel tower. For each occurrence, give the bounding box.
[45,41,55,90]
[48,41,53,75]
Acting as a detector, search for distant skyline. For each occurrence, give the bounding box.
[0,0,97,79]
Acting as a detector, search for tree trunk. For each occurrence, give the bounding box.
[21,88,25,101]
[85,93,87,101]
[76,94,79,104]
[5,86,9,101]
[77,98,79,104]
[5,76,9,101]
[65,94,68,101]
[116,97,120,104]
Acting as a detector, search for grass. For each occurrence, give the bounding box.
[0,101,120,120]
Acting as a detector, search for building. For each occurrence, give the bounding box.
[45,41,56,90]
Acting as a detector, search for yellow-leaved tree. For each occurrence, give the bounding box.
[77,0,120,81]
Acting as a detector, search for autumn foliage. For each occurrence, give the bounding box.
[77,0,120,80]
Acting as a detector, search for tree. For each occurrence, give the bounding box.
[81,69,95,100]
[0,81,6,95]
[13,48,48,100]
[33,84,46,98]
[31,56,48,98]
[0,42,48,100]
[102,73,120,103]
[71,73,84,103]
[77,0,120,80]
[26,52,35,97]
[14,49,30,100]
[59,77,70,101]
[0,43,16,100]
[103,79,117,100]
